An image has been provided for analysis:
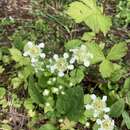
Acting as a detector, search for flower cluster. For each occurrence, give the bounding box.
[23,41,93,76]
[43,85,65,96]
[85,94,110,117]
[70,45,93,67]
[23,41,45,72]
[84,94,114,130]
[47,53,74,77]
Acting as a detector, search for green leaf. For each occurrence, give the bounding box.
[126,92,130,106]
[110,99,125,117]
[28,77,45,105]
[70,68,84,85]
[99,59,114,78]
[87,43,105,64]
[9,48,29,65]
[82,32,95,41]
[9,48,23,62]
[39,124,58,130]
[56,86,84,121]
[65,39,82,50]
[67,0,111,34]
[110,64,125,82]
[122,111,130,129]
[0,87,6,99]
[107,42,128,60]
[120,77,130,96]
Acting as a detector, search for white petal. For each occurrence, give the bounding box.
[91,94,96,100]
[58,71,64,77]
[27,41,33,48]
[50,66,55,73]
[43,89,50,96]
[87,52,93,59]
[102,96,107,102]
[31,58,37,63]
[70,57,76,64]
[104,114,109,119]
[85,104,93,110]
[93,112,98,117]
[53,54,59,61]
[45,102,50,107]
[38,43,45,48]
[40,53,46,59]
[59,85,63,89]
[52,78,56,82]
[63,53,69,59]
[98,128,104,130]
[52,87,59,94]
[96,119,102,125]
[23,52,29,56]
[104,107,110,112]
[61,91,65,95]
[68,65,74,70]
[84,60,90,67]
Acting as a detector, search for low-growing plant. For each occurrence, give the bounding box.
[0,0,130,130]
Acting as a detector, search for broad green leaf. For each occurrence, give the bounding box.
[99,59,114,78]
[122,111,130,129]
[67,0,112,34]
[28,77,45,105]
[9,48,29,65]
[9,48,23,62]
[70,68,84,85]
[65,39,82,50]
[39,124,58,130]
[87,43,105,64]
[110,99,125,117]
[56,86,84,121]
[107,42,128,60]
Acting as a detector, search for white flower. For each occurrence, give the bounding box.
[59,85,63,90]
[31,58,38,63]
[67,64,74,70]
[63,53,69,59]
[85,122,90,127]
[43,89,50,96]
[69,82,73,87]
[92,96,110,117]
[45,102,50,107]
[70,57,76,64]
[47,80,52,85]
[96,115,114,130]
[52,87,59,94]
[52,77,56,82]
[38,43,45,48]
[58,71,65,77]
[49,53,74,77]
[85,95,110,118]
[40,53,46,59]
[53,54,59,61]
[70,45,93,67]
[61,91,65,95]
[91,94,97,100]
[27,41,33,48]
